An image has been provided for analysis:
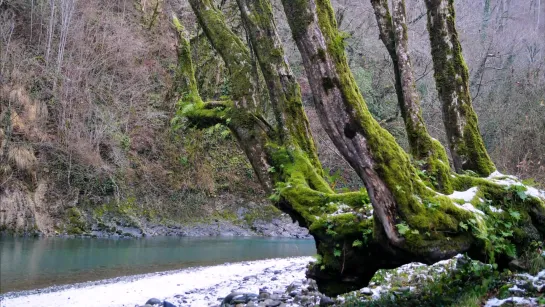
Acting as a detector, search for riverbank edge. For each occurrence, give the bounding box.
[0,209,312,240]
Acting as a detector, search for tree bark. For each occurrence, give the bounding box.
[424,0,496,176]
[370,0,453,193]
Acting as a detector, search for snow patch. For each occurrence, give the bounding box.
[454,202,485,215]
[487,171,545,201]
[448,187,478,203]
[484,297,536,307]
[489,206,503,213]
[507,285,525,293]
[329,203,352,216]
[526,186,545,200]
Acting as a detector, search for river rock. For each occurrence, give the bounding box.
[262,299,281,307]
[221,292,259,306]
[258,291,271,300]
[361,287,373,296]
[163,301,176,307]
[508,259,527,271]
[145,298,162,306]
[319,296,334,306]
[307,280,318,291]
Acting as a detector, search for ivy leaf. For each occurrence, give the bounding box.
[504,244,517,258]
[352,239,363,247]
[516,190,528,201]
[509,210,521,221]
[411,229,420,235]
[181,103,195,115]
[220,129,231,138]
[459,221,468,231]
[333,249,342,257]
[396,223,410,235]
[326,229,338,236]
[501,230,513,237]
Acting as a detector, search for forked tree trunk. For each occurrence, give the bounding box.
[278,0,544,294]
[370,0,453,193]
[425,0,496,176]
[179,1,274,191]
[235,0,321,170]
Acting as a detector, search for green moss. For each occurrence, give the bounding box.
[270,48,283,57]
[66,207,87,235]
[243,205,282,224]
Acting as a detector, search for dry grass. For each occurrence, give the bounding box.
[8,145,37,173]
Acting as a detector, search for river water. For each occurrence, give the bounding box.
[0,236,315,294]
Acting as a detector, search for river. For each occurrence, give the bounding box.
[0,236,315,294]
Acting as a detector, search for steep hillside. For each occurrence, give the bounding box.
[0,0,281,236]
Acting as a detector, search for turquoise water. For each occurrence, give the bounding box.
[0,236,315,293]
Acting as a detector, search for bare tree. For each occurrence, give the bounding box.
[45,0,56,66]
[56,0,76,72]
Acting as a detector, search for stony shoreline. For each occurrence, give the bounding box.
[0,257,316,307]
[2,255,544,307]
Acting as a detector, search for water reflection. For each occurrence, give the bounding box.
[0,236,315,293]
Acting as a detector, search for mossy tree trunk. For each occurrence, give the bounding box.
[179,0,545,297]
[370,0,452,193]
[279,0,544,294]
[425,0,496,176]
[184,0,274,192]
[235,0,321,170]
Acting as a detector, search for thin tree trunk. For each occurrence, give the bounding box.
[57,0,75,72]
[30,0,34,43]
[538,0,541,31]
[425,0,496,176]
[45,0,56,66]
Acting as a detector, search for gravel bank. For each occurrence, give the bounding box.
[0,257,315,307]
